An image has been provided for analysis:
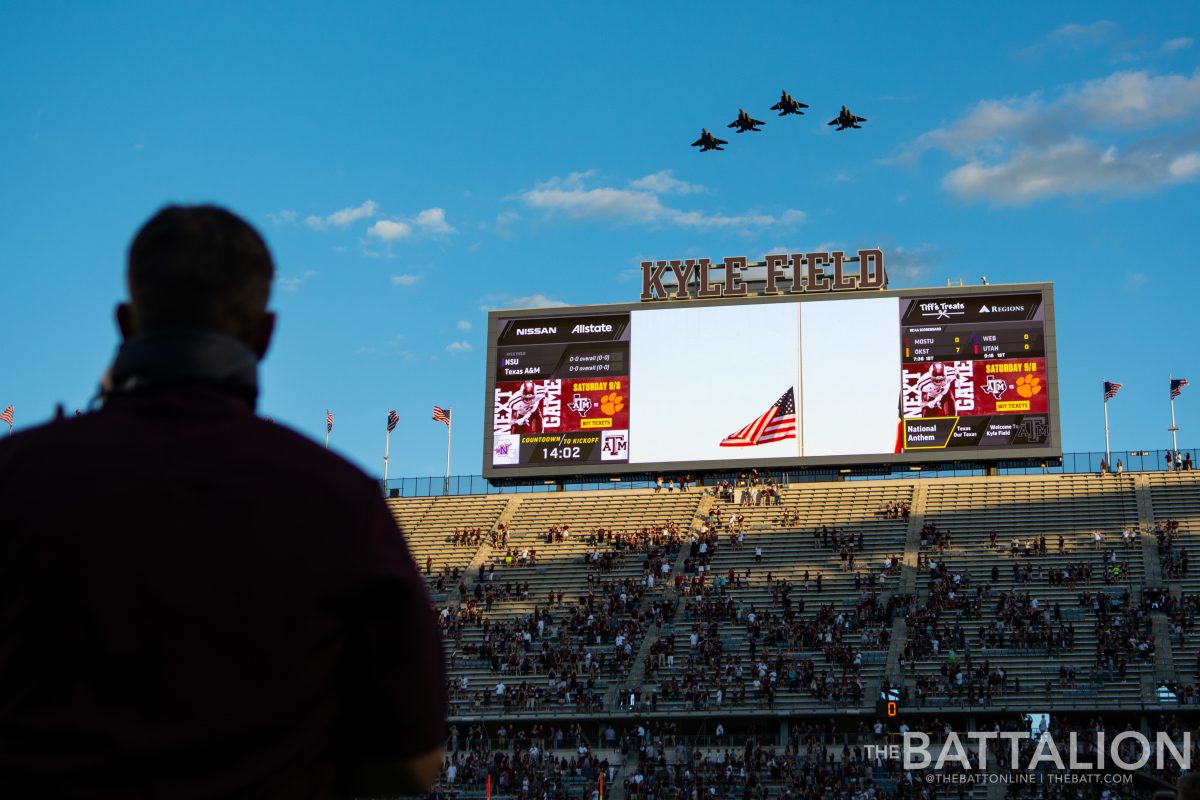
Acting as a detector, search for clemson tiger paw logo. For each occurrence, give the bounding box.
[1016,375,1042,398]
[599,393,624,415]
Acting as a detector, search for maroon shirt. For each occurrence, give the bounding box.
[0,386,446,798]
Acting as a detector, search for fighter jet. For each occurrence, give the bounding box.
[770,90,809,116]
[691,128,728,152]
[828,105,867,130]
[727,108,765,133]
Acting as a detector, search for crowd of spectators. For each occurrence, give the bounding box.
[1157,518,1191,579]
[432,726,610,800]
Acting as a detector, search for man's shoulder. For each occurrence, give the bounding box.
[0,402,379,505]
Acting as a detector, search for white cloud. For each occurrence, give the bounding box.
[370,220,413,241]
[368,208,455,242]
[509,293,566,309]
[886,245,944,282]
[892,68,1200,204]
[1065,69,1200,128]
[415,207,455,233]
[1169,152,1200,180]
[390,274,420,286]
[493,210,520,238]
[1017,20,1120,59]
[627,170,706,195]
[306,200,379,230]
[942,140,1200,204]
[1125,271,1150,288]
[1161,37,1193,53]
[267,210,298,226]
[276,269,316,293]
[456,320,472,332]
[514,170,805,231]
[445,340,473,353]
[480,293,568,312]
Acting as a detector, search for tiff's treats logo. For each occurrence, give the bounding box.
[919,301,966,320]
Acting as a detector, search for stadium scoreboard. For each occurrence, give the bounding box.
[484,280,1059,482]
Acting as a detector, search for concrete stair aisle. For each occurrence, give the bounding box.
[1145,471,1200,692]
[899,480,929,595]
[619,492,715,702]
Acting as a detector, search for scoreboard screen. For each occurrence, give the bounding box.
[483,283,1059,480]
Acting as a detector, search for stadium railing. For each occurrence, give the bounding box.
[384,447,1198,497]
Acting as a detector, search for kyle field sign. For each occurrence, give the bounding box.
[641,249,886,302]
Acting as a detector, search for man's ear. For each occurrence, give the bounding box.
[116,303,136,342]
[250,312,275,361]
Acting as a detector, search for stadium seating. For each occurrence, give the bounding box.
[391,471,1200,800]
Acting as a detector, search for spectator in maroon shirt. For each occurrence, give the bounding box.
[0,206,446,798]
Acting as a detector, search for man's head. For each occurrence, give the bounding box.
[119,205,275,357]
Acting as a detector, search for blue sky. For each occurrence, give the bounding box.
[2,3,1197,478]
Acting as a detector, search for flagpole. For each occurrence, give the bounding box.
[1169,376,1180,454]
[444,415,452,496]
[1103,390,1111,470]
[383,428,391,489]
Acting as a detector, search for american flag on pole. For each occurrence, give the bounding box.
[0,404,12,430]
[1103,381,1123,401]
[387,409,399,433]
[1171,379,1189,399]
[432,406,451,426]
[326,410,334,433]
[720,388,796,447]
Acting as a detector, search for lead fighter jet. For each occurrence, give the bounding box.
[728,108,765,133]
[828,105,867,130]
[770,90,809,116]
[691,128,728,152]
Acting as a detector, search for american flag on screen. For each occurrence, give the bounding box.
[326,410,334,433]
[0,404,13,430]
[1103,381,1123,401]
[720,388,796,447]
[1171,379,1189,399]
[432,406,451,426]
[387,409,399,433]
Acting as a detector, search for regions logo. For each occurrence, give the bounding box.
[601,430,629,461]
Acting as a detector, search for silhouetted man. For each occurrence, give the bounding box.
[0,206,446,798]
